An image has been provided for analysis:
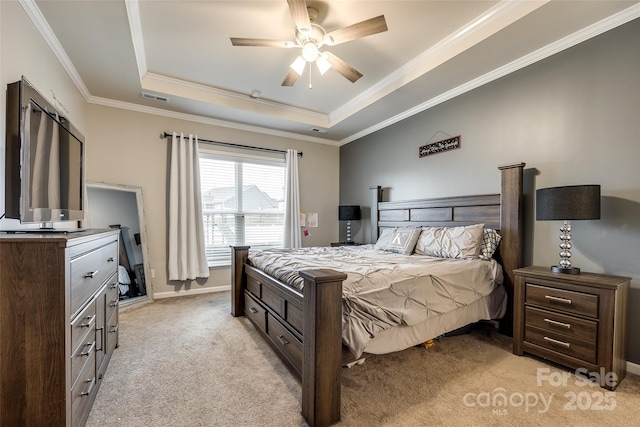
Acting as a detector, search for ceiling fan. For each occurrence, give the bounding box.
[230,0,388,86]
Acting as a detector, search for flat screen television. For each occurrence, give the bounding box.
[4,77,85,229]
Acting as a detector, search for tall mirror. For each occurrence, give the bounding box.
[86,181,153,306]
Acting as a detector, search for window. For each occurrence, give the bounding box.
[199,150,285,267]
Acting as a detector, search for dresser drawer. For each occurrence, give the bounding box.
[526,283,598,318]
[105,273,119,321]
[245,292,267,333]
[70,346,97,427]
[71,336,96,389]
[71,298,96,354]
[267,313,302,373]
[106,308,119,356]
[525,306,597,343]
[70,241,118,316]
[525,325,596,364]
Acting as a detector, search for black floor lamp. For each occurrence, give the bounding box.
[536,185,601,275]
[339,205,361,244]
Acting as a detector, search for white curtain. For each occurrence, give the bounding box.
[168,132,210,281]
[284,149,302,248]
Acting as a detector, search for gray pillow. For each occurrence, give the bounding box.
[415,224,484,259]
[383,227,421,255]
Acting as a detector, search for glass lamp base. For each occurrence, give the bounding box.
[551,265,580,275]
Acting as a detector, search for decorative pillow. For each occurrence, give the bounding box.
[382,227,421,255]
[414,223,484,259]
[374,227,396,250]
[479,228,502,260]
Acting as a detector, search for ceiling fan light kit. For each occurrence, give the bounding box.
[230,0,388,87]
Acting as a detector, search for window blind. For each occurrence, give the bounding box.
[199,150,285,267]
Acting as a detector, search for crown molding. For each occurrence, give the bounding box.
[19,0,91,101]
[125,0,147,80]
[88,95,341,146]
[338,2,640,146]
[142,72,330,128]
[22,0,640,147]
[330,0,550,127]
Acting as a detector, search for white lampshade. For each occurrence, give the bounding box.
[290,56,306,76]
[316,53,331,75]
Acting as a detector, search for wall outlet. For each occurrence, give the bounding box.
[151,269,155,278]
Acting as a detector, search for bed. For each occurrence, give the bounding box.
[231,163,525,427]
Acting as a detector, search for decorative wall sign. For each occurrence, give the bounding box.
[419,135,461,158]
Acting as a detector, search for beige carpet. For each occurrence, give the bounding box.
[86,292,640,427]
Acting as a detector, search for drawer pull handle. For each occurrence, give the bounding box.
[80,314,96,328]
[107,257,115,262]
[84,270,100,279]
[249,307,258,314]
[80,378,96,397]
[95,327,103,351]
[110,324,119,334]
[109,300,119,308]
[543,336,570,348]
[80,341,96,357]
[544,295,572,304]
[277,335,289,346]
[544,318,571,329]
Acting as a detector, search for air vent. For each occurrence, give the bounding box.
[141,92,169,103]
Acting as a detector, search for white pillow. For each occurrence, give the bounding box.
[382,227,421,255]
[374,228,396,250]
[479,228,502,260]
[415,224,484,259]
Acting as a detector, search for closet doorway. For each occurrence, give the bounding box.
[86,181,154,306]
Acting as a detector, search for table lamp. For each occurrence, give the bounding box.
[536,185,600,274]
[339,205,361,244]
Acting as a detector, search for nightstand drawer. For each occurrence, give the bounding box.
[525,325,596,364]
[526,283,598,318]
[525,306,597,343]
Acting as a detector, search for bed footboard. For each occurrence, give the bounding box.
[231,246,346,427]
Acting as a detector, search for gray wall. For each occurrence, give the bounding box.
[340,19,640,363]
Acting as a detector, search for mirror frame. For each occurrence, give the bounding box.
[86,181,154,304]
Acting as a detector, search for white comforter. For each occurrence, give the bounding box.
[249,245,503,357]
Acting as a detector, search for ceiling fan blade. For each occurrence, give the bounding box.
[325,52,363,83]
[324,15,388,46]
[282,68,300,86]
[287,0,311,33]
[230,38,296,48]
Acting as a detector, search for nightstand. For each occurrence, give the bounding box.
[330,242,361,247]
[513,266,630,390]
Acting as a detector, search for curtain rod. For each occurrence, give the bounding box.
[160,132,302,157]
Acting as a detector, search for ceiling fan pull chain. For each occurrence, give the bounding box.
[308,65,313,90]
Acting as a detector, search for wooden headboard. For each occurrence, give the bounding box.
[369,163,525,335]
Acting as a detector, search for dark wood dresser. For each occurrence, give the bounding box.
[0,229,120,426]
[513,266,629,390]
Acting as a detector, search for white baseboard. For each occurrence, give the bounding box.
[627,361,640,376]
[153,285,231,299]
